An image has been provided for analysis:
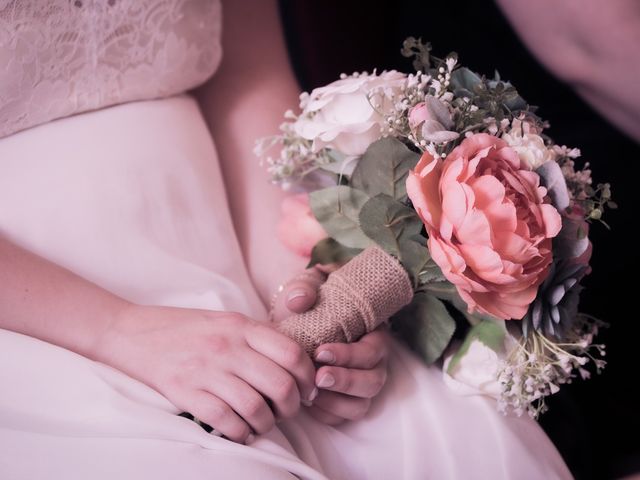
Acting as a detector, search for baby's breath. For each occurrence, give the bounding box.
[372,70,431,140]
[255,114,333,189]
[497,316,605,418]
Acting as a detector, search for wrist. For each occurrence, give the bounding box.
[88,299,137,366]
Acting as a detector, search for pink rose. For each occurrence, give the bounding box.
[277,194,327,257]
[406,133,562,320]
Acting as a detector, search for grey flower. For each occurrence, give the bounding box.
[523,213,591,338]
[523,260,588,338]
[536,160,570,212]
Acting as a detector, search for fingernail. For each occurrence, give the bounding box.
[286,289,307,302]
[315,350,335,364]
[245,433,256,445]
[309,387,318,402]
[302,387,318,406]
[317,374,335,389]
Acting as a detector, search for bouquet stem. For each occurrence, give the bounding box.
[276,246,414,356]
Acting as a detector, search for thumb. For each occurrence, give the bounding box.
[271,267,327,321]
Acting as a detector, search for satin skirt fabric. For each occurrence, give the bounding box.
[0,96,572,479]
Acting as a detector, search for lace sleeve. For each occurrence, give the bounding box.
[0,0,222,139]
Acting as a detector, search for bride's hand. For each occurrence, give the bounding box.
[94,304,317,444]
[306,330,389,425]
[274,271,390,425]
[269,265,334,322]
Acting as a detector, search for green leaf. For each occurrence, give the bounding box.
[447,320,506,374]
[350,137,420,201]
[307,238,362,268]
[397,237,431,287]
[358,194,429,284]
[358,194,423,254]
[392,292,456,364]
[424,281,497,326]
[309,186,372,249]
[319,149,358,176]
[418,256,446,284]
[450,67,483,97]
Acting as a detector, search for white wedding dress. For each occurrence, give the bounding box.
[0,1,572,478]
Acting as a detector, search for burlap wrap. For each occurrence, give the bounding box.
[276,245,414,356]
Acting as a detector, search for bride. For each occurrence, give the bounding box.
[0,1,581,478]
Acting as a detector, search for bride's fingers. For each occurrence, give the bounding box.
[315,363,387,399]
[312,390,372,421]
[204,374,275,435]
[314,329,389,369]
[232,350,301,419]
[181,390,251,444]
[245,324,317,403]
[273,267,327,318]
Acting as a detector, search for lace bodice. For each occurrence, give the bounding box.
[0,0,221,139]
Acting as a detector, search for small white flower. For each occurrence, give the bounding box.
[553,145,581,159]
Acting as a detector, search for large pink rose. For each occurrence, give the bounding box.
[277,194,327,257]
[406,133,562,320]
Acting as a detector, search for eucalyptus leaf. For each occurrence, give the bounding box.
[359,194,429,284]
[423,281,458,300]
[319,151,358,176]
[358,194,423,255]
[425,282,501,326]
[397,238,431,287]
[307,238,362,268]
[309,186,372,249]
[487,79,527,111]
[350,137,420,201]
[450,67,483,98]
[418,256,446,284]
[447,320,506,374]
[392,292,456,364]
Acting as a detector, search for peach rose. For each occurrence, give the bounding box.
[406,133,562,320]
[277,194,327,257]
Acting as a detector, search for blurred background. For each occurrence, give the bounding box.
[279,1,640,478]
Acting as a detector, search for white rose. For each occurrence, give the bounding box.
[443,340,503,398]
[443,330,519,399]
[502,118,556,169]
[294,71,407,156]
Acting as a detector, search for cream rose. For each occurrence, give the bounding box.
[294,71,407,156]
[502,119,556,169]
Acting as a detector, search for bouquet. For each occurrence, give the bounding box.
[256,38,612,418]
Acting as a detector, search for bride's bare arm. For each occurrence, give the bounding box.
[195,0,307,305]
[0,234,317,442]
[496,0,640,141]
[0,234,128,357]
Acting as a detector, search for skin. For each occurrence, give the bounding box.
[271,268,389,425]
[0,0,390,445]
[0,236,317,443]
[495,0,640,141]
